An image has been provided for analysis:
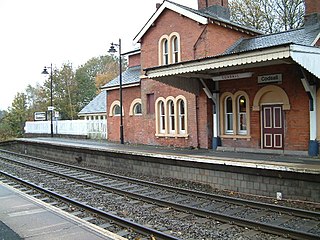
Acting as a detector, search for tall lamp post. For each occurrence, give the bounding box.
[108,39,124,144]
[41,63,54,137]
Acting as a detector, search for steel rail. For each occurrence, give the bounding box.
[1,149,319,220]
[0,153,319,240]
[0,170,180,240]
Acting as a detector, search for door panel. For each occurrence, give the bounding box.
[262,105,284,149]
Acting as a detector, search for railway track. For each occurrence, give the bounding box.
[0,149,319,240]
[0,171,179,240]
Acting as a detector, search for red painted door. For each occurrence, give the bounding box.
[262,105,284,149]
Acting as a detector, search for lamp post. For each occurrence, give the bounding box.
[41,63,54,137]
[108,39,124,144]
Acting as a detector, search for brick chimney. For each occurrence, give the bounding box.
[198,0,228,10]
[305,0,320,15]
[305,0,320,26]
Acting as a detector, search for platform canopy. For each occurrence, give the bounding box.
[143,44,320,82]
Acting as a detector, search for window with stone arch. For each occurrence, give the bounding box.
[134,103,142,115]
[237,95,247,134]
[109,100,123,117]
[170,34,180,63]
[158,33,181,65]
[158,36,169,65]
[177,96,187,134]
[224,96,234,134]
[159,100,166,133]
[155,95,188,138]
[129,98,142,116]
[167,99,175,134]
[220,92,250,137]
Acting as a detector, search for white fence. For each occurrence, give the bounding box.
[24,120,107,139]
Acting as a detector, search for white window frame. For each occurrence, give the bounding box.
[171,36,179,63]
[133,103,142,115]
[178,99,186,134]
[159,100,165,134]
[113,104,121,116]
[225,96,233,134]
[237,95,247,135]
[163,39,169,65]
[155,95,188,138]
[168,100,175,134]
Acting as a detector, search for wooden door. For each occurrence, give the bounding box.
[262,105,284,149]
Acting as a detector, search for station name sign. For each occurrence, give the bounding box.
[258,74,282,84]
[211,72,253,81]
[34,112,47,121]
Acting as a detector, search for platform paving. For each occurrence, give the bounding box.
[0,182,125,240]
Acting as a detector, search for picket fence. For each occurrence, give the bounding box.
[24,120,107,139]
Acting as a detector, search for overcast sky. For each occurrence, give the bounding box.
[0,0,197,110]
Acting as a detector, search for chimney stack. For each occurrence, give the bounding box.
[198,0,228,10]
[305,0,320,15]
[304,0,320,26]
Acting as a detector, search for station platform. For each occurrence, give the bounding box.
[0,182,125,240]
[17,137,320,174]
[2,137,320,202]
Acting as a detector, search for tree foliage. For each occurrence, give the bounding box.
[229,0,305,33]
[74,55,122,111]
[2,93,28,138]
[0,54,121,140]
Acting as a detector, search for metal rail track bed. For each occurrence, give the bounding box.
[0,172,179,240]
[0,149,319,240]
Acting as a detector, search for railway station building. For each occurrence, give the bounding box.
[100,0,320,156]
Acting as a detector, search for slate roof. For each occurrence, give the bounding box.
[134,0,261,44]
[101,65,141,89]
[78,90,107,116]
[166,0,261,34]
[224,23,320,55]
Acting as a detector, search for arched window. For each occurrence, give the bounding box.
[163,39,169,65]
[159,101,165,133]
[129,98,142,116]
[168,100,175,133]
[133,103,142,115]
[178,99,185,134]
[225,97,233,134]
[113,104,121,116]
[172,36,179,63]
[109,100,124,117]
[155,96,188,138]
[220,91,250,137]
[238,96,247,134]
[159,33,180,65]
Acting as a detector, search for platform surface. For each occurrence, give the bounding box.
[0,182,125,240]
[17,137,320,174]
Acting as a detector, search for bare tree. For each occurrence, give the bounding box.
[229,0,305,33]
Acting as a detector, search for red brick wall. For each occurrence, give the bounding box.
[107,79,208,148]
[140,8,250,69]
[305,0,320,14]
[128,53,140,67]
[193,23,249,59]
[139,78,200,148]
[219,64,310,151]
[107,86,142,142]
[198,0,228,9]
[107,4,310,152]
